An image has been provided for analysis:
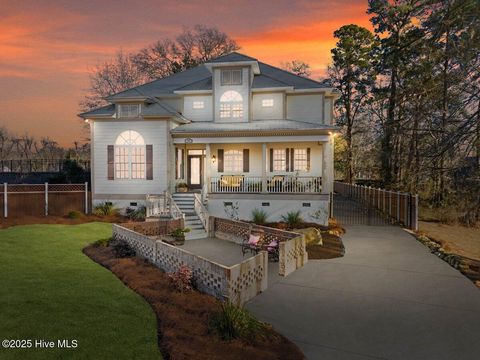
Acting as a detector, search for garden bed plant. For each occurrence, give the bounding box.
[83,239,304,360]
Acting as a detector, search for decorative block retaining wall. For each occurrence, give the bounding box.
[112,222,268,306]
[209,217,308,276]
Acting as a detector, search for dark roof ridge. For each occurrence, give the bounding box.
[207,51,258,63]
[174,75,212,91]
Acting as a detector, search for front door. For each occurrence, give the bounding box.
[187,155,203,189]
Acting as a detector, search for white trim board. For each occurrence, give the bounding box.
[172,135,330,144]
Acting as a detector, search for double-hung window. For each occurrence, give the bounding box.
[271,148,310,172]
[272,149,287,172]
[118,104,140,118]
[224,150,243,172]
[293,149,309,171]
[221,69,242,85]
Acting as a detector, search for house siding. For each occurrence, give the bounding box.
[286,94,324,123]
[92,120,169,198]
[183,95,213,121]
[213,67,250,122]
[252,93,284,120]
[158,97,182,113]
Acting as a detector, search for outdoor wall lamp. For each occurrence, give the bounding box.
[212,155,216,164]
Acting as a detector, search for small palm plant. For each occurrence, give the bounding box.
[93,202,118,216]
[251,208,268,225]
[281,210,304,229]
[210,302,264,341]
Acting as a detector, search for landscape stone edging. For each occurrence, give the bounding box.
[414,232,480,287]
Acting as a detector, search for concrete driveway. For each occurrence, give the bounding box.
[246,225,480,360]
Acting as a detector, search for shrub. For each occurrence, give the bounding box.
[168,265,193,292]
[281,210,304,229]
[92,237,111,247]
[93,202,118,216]
[251,209,268,225]
[170,228,191,238]
[210,302,264,341]
[127,206,146,221]
[67,210,82,219]
[110,238,136,258]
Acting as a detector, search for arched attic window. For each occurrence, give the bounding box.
[219,90,243,119]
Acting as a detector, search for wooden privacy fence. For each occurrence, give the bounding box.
[334,181,418,231]
[0,159,90,173]
[1,183,89,218]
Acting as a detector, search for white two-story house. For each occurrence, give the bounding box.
[79,52,339,237]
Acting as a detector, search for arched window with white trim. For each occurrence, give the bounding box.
[114,130,146,179]
[219,90,243,119]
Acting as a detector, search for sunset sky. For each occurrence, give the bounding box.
[0,0,371,147]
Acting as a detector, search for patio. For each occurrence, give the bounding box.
[182,237,282,286]
[113,216,308,304]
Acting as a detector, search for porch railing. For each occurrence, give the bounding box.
[209,176,322,194]
[146,192,184,219]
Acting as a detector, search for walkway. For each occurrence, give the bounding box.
[246,225,480,360]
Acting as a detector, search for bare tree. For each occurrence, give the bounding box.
[280,60,312,77]
[81,25,239,112]
[80,50,147,111]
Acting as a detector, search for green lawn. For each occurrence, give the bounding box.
[0,223,161,360]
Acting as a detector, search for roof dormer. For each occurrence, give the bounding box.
[204,52,261,75]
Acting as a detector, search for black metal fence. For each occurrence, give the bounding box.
[333,181,419,230]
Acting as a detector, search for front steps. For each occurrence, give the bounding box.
[172,193,208,240]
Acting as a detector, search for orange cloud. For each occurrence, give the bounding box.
[0,0,372,146]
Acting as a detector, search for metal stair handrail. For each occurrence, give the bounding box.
[194,192,209,232]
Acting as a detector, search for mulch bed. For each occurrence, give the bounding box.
[83,245,305,360]
[307,233,345,259]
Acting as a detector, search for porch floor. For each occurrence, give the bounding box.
[181,237,281,285]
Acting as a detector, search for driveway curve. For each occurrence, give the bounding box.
[246,225,480,360]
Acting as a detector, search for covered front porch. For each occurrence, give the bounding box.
[171,135,334,196]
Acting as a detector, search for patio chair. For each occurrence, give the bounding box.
[220,175,244,191]
[241,227,279,262]
[267,175,285,192]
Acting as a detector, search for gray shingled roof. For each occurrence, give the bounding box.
[107,65,212,100]
[78,104,115,118]
[142,102,177,117]
[171,119,338,134]
[175,76,212,91]
[78,101,180,118]
[107,52,329,100]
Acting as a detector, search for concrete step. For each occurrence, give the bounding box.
[185,229,208,240]
[185,219,202,224]
[173,193,195,198]
[174,199,195,203]
[186,225,205,231]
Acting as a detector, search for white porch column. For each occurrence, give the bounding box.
[261,143,267,193]
[321,135,334,194]
[205,144,211,193]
